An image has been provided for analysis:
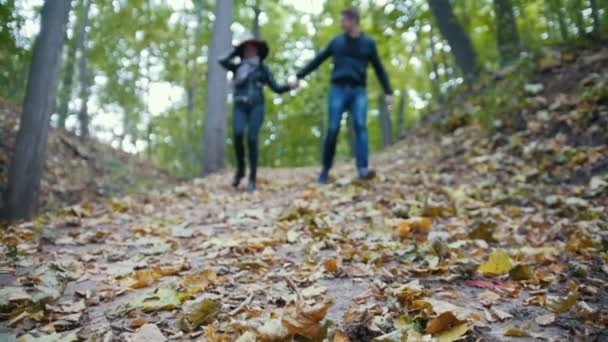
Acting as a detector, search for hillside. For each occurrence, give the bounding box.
[0,99,176,213]
[0,48,607,341]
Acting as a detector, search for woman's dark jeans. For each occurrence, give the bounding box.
[233,101,264,182]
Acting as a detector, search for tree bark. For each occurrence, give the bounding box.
[57,31,77,129]
[186,0,205,174]
[77,0,92,140]
[428,0,479,83]
[377,95,393,148]
[201,0,233,176]
[590,0,600,35]
[547,0,569,41]
[493,0,521,65]
[252,6,261,39]
[428,26,443,103]
[2,0,72,222]
[397,90,407,140]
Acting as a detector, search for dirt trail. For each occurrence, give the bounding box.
[1,131,607,341]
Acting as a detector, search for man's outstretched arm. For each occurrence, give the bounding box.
[296,41,333,80]
[370,41,393,95]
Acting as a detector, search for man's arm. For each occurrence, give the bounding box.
[218,49,238,72]
[369,40,393,95]
[296,40,333,80]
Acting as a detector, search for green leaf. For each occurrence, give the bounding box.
[129,286,181,312]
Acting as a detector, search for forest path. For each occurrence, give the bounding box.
[2,131,607,342]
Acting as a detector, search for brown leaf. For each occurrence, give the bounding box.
[426,312,459,334]
[282,298,334,339]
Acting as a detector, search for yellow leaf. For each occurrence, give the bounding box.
[503,325,530,337]
[436,323,469,342]
[478,249,513,277]
[546,291,578,313]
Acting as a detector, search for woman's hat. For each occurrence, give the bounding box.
[235,37,269,60]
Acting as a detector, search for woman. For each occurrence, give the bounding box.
[219,38,294,192]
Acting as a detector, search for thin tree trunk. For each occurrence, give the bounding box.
[397,90,407,140]
[252,5,261,39]
[201,0,233,176]
[429,26,443,103]
[428,0,479,83]
[493,0,521,65]
[377,95,393,148]
[77,0,92,140]
[548,0,569,41]
[57,31,77,128]
[186,0,205,175]
[571,0,586,38]
[2,0,72,222]
[590,0,600,35]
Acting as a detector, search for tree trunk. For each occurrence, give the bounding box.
[186,0,205,174]
[590,0,600,35]
[428,0,479,83]
[377,95,393,148]
[548,0,569,41]
[493,0,521,65]
[77,0,92,140]
[252,6,261,39]
[429,26,444,103]
[201,0,233,176]
[397,90,407,140]
[2,0,72,222]
[57,31,77,129]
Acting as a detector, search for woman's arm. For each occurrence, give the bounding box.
[263,65,290,94]
[218,49,239,72]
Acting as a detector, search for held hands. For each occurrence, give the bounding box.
[288,79,300,90]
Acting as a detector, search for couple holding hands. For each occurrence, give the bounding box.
[219,7,393,192]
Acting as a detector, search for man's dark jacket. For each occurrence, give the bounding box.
[297,32,393,94]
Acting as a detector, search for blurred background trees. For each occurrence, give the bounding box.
[1,0,607,179]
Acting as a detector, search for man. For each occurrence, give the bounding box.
[295,7,393,184]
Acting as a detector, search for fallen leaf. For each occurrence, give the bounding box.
[509,264,534,281]
[333,330,350,342]
[535,313,556,326]
[178,297,221,332]
[435,323,469,342]
[131,323,166,342]
[503,324,530,337]
[180,269,218,294]
[129,286,181,312]
[547,291,578,313]
[426,312,459,334]
[282,298,334,339]
[478,249,513,277]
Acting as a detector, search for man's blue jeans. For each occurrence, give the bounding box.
[322,84,368,172]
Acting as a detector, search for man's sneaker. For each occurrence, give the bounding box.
[318,169,329,184]
[358,168,376,181]
[246,180,256,193]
